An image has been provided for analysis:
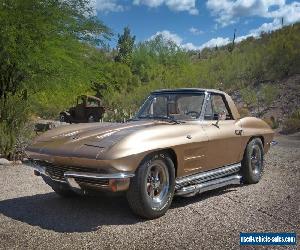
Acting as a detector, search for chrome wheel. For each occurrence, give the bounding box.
[242,138,264,184]
[127,154,175,219]
[146,161,170,208]
[251,145,262,175]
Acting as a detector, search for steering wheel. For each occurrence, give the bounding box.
[185,111,200,118]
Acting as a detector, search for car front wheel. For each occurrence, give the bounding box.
[241,138,264,184]
[60,113,68,123]
[127,153,175,219]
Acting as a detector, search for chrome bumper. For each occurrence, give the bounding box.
[24,160,134,193]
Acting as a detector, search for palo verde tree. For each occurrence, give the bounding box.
[0,0,111,158]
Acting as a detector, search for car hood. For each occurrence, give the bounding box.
[26,120,166,158]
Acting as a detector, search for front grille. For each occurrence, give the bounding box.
[74,177,109,189]
[33,160,104,181]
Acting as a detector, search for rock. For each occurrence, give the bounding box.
[0,158,11,166]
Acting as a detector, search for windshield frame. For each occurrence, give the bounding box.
[135,91,208,122]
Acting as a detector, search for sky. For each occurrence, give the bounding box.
[91,0,300,50]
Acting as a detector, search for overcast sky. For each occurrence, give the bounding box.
[92,0,300,50]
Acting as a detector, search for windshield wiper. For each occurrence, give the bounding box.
[138,115,185,124]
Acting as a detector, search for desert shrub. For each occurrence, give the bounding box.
[238,107,251,118]
[259,84,279,106]
[240,85,279,116]
[282,109,300,134]
[291,109,300,119]
[240,87,258,107]
[263,116,279,129]
[0,94,30,159]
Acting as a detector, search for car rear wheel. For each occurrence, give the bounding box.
[88,114,98,123]
[241,138,264,184]
[42,176,77,197]
[126,153,175,219]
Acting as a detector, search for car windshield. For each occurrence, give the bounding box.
[136,92,205,121]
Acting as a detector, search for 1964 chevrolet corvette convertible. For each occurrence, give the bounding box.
[25,88,274,219]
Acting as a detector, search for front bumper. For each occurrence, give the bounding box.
[24,160,135,193]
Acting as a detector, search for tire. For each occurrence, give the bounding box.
[126,153,175,219]
[59,113,68,123]
[42,176,77,197]
[88,114,97,123]
[241,138,264,184]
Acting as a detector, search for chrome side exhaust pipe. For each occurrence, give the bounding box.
[176,174,242,197]
[175,163,241,189]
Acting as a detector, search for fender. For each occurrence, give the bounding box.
[59,111,71,123]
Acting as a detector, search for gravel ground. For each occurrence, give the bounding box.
[0,135,299,250]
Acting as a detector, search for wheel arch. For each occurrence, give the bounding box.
[242,135,265,158]
[59,111,71,123]
[60,111,70,117]
[247,135,265,147]
[241,135,265,184]
[138,148,178,177]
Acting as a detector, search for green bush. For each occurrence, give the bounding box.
[282,109,300,134]
[263,116,279,129]
[0,94,30,159]
[240,87,258,107]
[0,0,111,157]
[260,84,279,106]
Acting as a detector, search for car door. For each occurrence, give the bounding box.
[181,123,209,175]
[200,93,243,170]
[74,96,86,122]
[85,97,100,121]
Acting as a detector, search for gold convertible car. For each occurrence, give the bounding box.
[25,88,274,219]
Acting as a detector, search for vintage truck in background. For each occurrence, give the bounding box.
[59,95,105,123]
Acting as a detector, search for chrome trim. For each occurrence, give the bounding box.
[64,171,134,192]
[66,177,81,192]
[175,162,241,189]
[176,174,242,197]
[199,92,210,120]
[64,171,135,179]
[184,155,205,161]
[24,160,135,192]
[24,160,68,183]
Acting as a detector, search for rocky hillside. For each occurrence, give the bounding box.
[266,74,300,119]
[231,74,300,132]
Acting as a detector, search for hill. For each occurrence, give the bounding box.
[26,23,299,125]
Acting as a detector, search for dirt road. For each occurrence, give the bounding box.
[0,135,299,249]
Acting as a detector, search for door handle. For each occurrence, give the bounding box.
[235,129,243,136]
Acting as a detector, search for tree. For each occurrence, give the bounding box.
[91,81,108,99]
[0,0,111,157]
[115,27,136,66]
